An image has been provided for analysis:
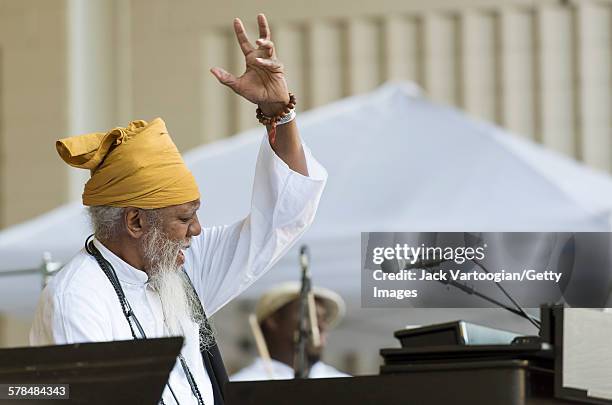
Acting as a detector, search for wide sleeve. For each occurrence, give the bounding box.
[30,288,114,346]
[184,135,327,316]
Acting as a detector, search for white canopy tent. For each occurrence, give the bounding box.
[1,83,612,358]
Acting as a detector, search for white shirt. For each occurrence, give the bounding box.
[29,135,327,405]
[231,357,350,381]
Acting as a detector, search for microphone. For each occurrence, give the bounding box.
[299,246,310,272]
[295,245,312,378]
[380,254,540,330]
[462,233,541,329]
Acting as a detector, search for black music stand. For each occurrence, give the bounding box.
[0,337,182,404]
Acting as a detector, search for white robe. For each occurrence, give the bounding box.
[231,357,350,381]
[29,135,327,405]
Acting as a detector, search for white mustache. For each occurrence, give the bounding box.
[143,227,214,349]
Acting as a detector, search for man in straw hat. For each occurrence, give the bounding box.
[231,282,349,381]
[30,14,326,405]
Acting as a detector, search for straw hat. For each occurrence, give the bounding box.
[255,282,346,329]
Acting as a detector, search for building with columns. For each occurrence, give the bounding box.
[0,0,610,228]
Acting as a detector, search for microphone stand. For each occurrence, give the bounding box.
[472,259,541,329]
[294,245,311,378]
[417,261,541,331]
[0,252,62,290]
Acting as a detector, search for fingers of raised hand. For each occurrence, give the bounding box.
[254,57,283,71]
[210,67,239,91]
[255,39,274,58]
[257,14,271,40]
[233,18,254,55]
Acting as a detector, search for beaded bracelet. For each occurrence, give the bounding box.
[256,93,296,145]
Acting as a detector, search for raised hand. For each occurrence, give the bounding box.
[210,14,290,117]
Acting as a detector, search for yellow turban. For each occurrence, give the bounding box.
[56,118,200,209]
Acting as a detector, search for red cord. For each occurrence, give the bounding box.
[268,122,277,146]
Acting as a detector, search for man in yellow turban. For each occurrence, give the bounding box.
[30,14,327,405]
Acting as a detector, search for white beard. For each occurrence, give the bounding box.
[143,226,215,350]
